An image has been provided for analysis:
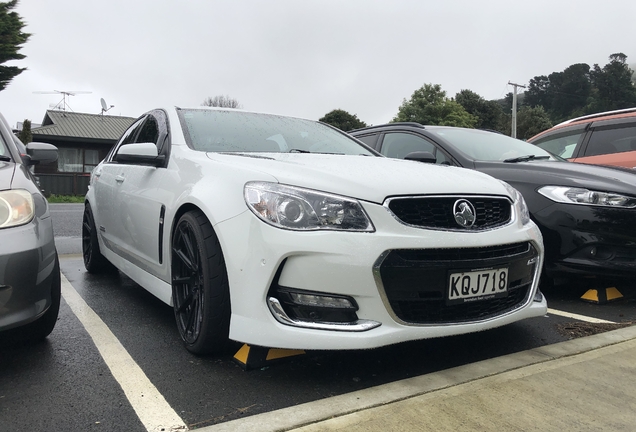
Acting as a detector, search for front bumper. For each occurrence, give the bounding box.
[0,216,58,331]
[535,204,636,281]
[216,202,546,350]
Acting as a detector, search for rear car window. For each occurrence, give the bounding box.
[585,125,636,156]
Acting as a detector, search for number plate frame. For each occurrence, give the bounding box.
[447,267,509,305]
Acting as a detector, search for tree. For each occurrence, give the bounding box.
[0,0,30,91]
[524,75,551,110]
[525,64,591,123]
[202,95,242,108]
[393,83,477,128]
[17,118,31,143]
[549,63,591,121]
[455,89,504,130]
[589,53,636,112]
[515,106,553,140]
[319,109,367,131]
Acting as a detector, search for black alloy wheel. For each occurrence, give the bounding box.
[171,210,230,355]
[82,203,112,273]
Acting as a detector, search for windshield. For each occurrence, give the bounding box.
[178,109,375,156]
[429,128,561,162]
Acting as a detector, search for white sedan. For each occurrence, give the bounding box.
[83,107,547,354]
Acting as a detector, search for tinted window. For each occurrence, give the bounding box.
[355,134,378,148]
[179,109,374,156]
[136,116,159,146]
[585,125,636,156]
[120,118,145,146]
[380,132,450,164]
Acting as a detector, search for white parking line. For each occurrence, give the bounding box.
[548,308,616,324]
[60,273,189,432]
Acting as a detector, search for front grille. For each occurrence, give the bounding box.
[387,196,511,230]
[377,242,538,324]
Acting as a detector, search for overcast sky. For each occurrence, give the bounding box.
[1,0,634,129]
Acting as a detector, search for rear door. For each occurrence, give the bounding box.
[572,120,636,169]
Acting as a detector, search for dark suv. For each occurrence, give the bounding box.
[528,108,636,169]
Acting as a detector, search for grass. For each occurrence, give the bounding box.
[47,194,85,204]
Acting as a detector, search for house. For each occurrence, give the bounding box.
[30,110,137,195]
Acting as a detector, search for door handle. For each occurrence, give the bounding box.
[115,175,125,183]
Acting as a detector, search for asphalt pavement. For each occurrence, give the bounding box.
[41,203,636,431]
[201,325,636,431]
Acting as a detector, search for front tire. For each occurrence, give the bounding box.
[82,203,113,273]
[172,210,231,355]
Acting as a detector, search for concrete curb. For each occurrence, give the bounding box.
[198,325,636,432]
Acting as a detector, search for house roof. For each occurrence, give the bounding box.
[31,110,137,143]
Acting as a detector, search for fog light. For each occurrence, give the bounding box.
[271,288,360,324]
[289,292,355,309]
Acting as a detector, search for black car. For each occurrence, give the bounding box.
[349,123,636,288]
[0,112,61,341]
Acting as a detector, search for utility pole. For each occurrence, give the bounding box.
[508,81,526,138]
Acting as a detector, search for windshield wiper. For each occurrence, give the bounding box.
[288,149,346,155]
[0,155,11,162]
[503,155,550,163]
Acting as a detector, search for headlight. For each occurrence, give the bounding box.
[244,182,374,231]
[0,189,35,228]
[538,186,636,208]
[500,181,531,225]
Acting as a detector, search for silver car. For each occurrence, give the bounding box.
[0,112,60,341]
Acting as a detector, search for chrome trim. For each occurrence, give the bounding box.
[267,297,381,332]
[372,240,543,327]
[383,194,515,232]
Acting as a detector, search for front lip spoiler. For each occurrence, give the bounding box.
[267,297,382,332]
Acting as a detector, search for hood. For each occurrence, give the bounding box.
[0,161,16,190]
[474,159,636,195]
[207,153,509,203]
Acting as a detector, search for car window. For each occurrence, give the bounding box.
[354,134,379,149]
[108,117,146,161]
[178,109,374,156]
[136,116,159,146]
[380,132,451,164]
[121,117,146,146]
[533,130,585,158]
[429,128,557,161]
[585,125,636,156]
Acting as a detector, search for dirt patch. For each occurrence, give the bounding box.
[556,322,634,339]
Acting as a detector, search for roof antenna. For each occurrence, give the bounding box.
[33,90,92,111]
[100,98,114,115]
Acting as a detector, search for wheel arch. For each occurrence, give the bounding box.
[170,203,208,246]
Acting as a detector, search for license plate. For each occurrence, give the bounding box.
[448,268,508,304]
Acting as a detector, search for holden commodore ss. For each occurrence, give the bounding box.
[83,107,547,354]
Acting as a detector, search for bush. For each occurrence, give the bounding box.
[47,194,85,203]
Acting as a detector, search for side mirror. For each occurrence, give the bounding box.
[115,142,165,167]
[404,151,436,164]
[26,142,58,165]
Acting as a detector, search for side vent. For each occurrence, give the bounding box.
[158,205,166,264]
